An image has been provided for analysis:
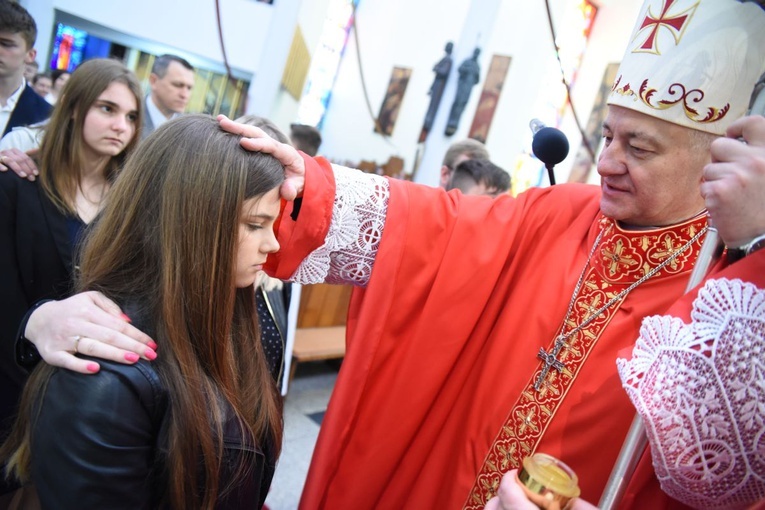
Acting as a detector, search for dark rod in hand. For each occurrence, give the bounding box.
[546,164,556,186]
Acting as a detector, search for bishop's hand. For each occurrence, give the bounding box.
[701,115,765,249]
[217,115,306,200]
[485,470,560,510]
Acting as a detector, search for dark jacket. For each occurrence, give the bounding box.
[30,358,276,509]
[3,85,52,137]
[0,172,76,432]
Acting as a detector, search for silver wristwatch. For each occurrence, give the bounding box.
[727,233,765,262]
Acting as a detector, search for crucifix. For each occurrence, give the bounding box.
[534,340,566,392]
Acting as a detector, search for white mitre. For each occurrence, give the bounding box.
[607,0,765,135]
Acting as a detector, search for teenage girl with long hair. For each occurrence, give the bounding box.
[0,58,144,462]
[3,114,285,508]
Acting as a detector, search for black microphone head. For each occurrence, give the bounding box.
[532,127,569,166]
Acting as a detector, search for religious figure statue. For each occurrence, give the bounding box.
[445,48,481,136]
[419,42,453,142]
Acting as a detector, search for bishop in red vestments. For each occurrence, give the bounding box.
[265,148,706,509]
[485,111,765,509]
[259,1,765,507]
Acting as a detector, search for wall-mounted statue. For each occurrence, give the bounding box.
[419,41,454,142]
[445,47,481,136]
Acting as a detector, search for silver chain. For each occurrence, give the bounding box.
[555,224,709,345]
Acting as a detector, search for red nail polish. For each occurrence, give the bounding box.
[148,341,158,351]
[86,363,100,373]
[124,352,140,363]
[120,313,132,323]
[144,349,157,361]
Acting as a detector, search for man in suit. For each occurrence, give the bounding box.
[142,54,195,138]
[0,0,51,139]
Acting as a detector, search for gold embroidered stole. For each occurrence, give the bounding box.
[463,214,708,509]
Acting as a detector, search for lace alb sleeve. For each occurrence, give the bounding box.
[617,278,765,509]
[291,165,389,287]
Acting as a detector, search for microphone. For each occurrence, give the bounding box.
[529,119,569,185]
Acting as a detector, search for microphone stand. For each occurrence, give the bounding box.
[598,228,723,509]
[546,164,556,186]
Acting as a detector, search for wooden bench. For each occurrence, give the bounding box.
[289,326,346,381]
[287,283,353,385]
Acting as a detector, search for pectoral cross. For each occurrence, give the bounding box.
[534,340,566,392]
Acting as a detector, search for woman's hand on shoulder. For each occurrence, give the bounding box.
[0,148,39,181]
[217,115,306,200]
[25,291,157,374]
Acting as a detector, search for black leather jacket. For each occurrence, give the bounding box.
[30,358,276,509]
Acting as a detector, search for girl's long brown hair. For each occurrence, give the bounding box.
[37,58,143,216]
[5,115,284,509]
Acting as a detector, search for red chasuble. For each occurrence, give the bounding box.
[266,157,705,509]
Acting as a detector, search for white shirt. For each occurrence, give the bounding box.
[0,79,27,136]
[145,94,180,131]
[0,121,46,152]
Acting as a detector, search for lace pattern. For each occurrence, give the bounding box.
[291,165,389,286]
[617,278,765,509]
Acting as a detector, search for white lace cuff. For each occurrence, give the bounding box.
[617,278,765,509]
[291,165,389,286]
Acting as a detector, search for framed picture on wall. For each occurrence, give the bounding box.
[375,66,412,136]
[468,54,512,143]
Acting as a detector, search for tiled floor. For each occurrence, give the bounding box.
[265,361,340,510]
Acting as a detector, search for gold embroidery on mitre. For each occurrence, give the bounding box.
[638,80,730,124]
[462,215,708,510]
[610,76,730,125]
